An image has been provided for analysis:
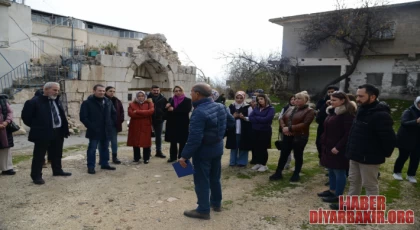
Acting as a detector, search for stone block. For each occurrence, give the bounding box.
[103,67,128,82]
[67,102,81,120]
[96,55,133,68]
[125,66,135,82]
[65,80,88,93]
[114,93,123,100]
[10,89,36,104]
[87,81,106,92]
[115,82,131,93]
[10,103,24,118]
[134,56,147,66]
[86,65,105,81]
[65,92,85,102]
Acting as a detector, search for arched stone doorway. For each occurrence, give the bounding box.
[127,55,174,99]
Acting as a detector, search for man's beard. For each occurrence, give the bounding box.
[49,95,57,100]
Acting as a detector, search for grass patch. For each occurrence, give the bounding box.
[63,144,87,153]
[12,155,32,165]
[182,186,194,191]
[383,98,413,131]
[380,179,401,203]
[262,216,278,225]
[236,171,258,179]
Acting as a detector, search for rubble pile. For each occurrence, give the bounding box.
[138,34,181,65]
[67,116,81,135]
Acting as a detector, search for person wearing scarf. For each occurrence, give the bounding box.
[127,91,154,164]
[393,96,420,183]
[225,91,253,167]
[165,86,192,162]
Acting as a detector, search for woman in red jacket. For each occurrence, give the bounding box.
[317,91,356,206]
[127,91,154,164]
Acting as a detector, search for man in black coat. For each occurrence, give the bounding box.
[346,84,396,196]
[315,85,339,165]
[147,85,167,158]
[22,82,71,185]
[80,84,117,174]
[393,96,420,183]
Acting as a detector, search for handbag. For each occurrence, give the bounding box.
[0,98,20,133]
[7,121,20,133]
[274,129,283,151]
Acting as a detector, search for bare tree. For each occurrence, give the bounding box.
[221,50,293,97]
[300,0,394,96]
[179,50,210,83]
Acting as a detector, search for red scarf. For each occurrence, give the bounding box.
[173,94,185,109]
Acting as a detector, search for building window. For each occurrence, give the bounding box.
[366,73,384,86]
[128,94,132,101]
[373,21,396,40]
[391,73,408,86]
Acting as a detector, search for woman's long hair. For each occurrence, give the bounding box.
[256,94,272,108]
[330,91,356,116]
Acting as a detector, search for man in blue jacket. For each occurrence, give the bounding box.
[179,83,235,220]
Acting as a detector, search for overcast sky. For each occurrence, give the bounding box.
[25,0,414,82]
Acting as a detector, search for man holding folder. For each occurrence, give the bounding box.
[178,83,235,220]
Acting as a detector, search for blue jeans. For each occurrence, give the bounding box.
[87,139,110,168]
[193,155,222,214]
[229,134,249,166]
[153,121,163,152]
[328,168,347,197]
[109,127,118,155]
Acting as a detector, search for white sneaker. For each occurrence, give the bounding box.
[407,176,417,183]
[393,173,403,181]
[251,164,262,170]
[257,165,268,172]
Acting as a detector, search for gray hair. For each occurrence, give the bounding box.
[43,82,60,90]
[192,83,212,97]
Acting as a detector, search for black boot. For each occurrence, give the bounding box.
[269,171,283,181]
[290,173,300,182]
[155,151,166,158]
[112,154,121,164]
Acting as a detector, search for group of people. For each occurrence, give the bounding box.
[2,80,420,220]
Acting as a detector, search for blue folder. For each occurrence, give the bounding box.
[172,160,195,178]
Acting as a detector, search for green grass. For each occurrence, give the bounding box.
[383,99,413,131]
[12,155,32,165]
[63,144,87,153]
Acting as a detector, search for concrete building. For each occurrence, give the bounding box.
[0,0,196,134]
[269,1,420,98]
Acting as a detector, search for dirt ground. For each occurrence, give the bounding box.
[1,140,419,230]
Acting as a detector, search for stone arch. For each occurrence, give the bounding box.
[128,53,174,97]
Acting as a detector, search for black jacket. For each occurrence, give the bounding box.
[396,105,420,151]
[315,96,329,125]
[21,95,70,142]
[225,104,253,150]
[164,97,192,143]
[346,101,396,164]
[80,95,116,140]
[147,93,168,123]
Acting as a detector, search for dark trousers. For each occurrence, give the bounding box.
[275,135,308,175]
[394,146,420,176]
[152,121,163,152]
[253,129,272,166]
[316,124,324,160]
[193,155,222,214]
[30,129,64,180]
[170,141,186,160]
[133,147,151,162]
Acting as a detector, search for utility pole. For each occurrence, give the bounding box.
[70,17,74,59]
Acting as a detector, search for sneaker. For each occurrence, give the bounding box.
[407,176,417,183]
[251,164,262,170]
[257,165,268,172]
[393,173,403,181]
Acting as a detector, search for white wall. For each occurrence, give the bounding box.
[8,2,31,54]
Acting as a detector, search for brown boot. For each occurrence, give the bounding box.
[183,209,210,220]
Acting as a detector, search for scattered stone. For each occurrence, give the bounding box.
[166,197,178,202]
[156,181,161,184]
[154,175,161,178]
[63,154,85,161]
[156,200,163,204]
[78,202,88,205]
[108,199,114,202]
